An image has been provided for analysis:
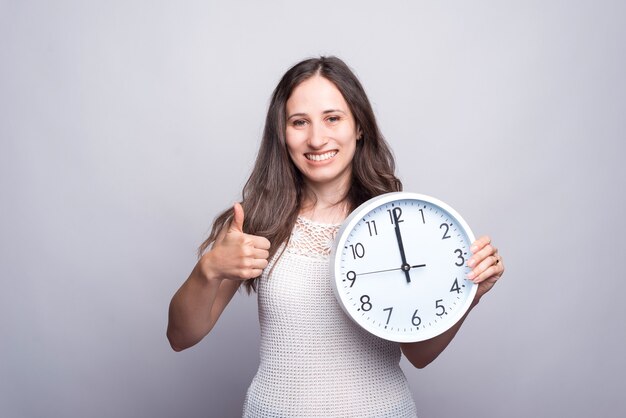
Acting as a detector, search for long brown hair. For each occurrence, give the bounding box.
[199,56,402,292]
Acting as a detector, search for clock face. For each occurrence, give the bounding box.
[331,192,477,343]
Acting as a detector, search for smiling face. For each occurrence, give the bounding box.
[285,75,361,193]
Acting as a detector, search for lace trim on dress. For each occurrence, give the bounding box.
[285,216,341,259]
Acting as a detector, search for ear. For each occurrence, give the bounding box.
[356,126,363,141]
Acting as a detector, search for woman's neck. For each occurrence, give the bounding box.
[300,178,351,224]
[299,200,348,225]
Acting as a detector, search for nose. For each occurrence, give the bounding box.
[307,123,329,149]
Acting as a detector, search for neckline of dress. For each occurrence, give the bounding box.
[296,215,342,228]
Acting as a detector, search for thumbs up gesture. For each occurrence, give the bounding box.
[201,203,271,281]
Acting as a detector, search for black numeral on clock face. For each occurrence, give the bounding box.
[346,270,357,287]
[450,278,461,293]
[440,223,451,239]
[383,307,393,325]
[454,249,465,266]
[435,299,446,317]
[418,208,425,224]
[359,295,372,311]
[387,207,403,224]
[366,220,378,236]
[350,243,365,259]
[412,309,421,327]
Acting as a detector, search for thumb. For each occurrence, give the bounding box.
[230,202,245,233]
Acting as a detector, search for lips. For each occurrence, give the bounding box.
[305,150,338,161]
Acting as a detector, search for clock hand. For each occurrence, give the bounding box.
[392,207,412,283]
[358,264,426,276]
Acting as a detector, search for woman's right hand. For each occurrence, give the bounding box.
[200,202,271,282]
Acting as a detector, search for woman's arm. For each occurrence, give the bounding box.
[166,263,241,352]
[166,203,270,351]
[401,236,505,368]
[401,301,476,368]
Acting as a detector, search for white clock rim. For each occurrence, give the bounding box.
[330,191,478,343]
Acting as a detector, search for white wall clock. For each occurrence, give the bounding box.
[330,192,477,342]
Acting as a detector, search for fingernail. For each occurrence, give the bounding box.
[467,271,475,279]
[467,259,475,267]
[470,245,478,252]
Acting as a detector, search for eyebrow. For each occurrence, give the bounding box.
[287,109,347,120]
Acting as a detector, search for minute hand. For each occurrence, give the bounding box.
[392,208,412,283]
[358,264,426,276]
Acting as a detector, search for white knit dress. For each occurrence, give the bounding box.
[242,217,418,418]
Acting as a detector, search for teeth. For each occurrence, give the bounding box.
[306,151,337,161]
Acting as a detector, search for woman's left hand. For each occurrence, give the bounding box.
[466,235,505,303]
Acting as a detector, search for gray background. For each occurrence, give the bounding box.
[1,1,625,417]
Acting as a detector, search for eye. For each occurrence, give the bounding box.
[326,115,341,124]
[292,119,308,127]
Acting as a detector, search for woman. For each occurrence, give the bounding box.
[167,56,505,417]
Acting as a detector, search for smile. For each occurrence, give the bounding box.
[305,151,337,162]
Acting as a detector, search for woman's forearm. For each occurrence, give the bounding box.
[400,300,478,368]
[167,254,244,352]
